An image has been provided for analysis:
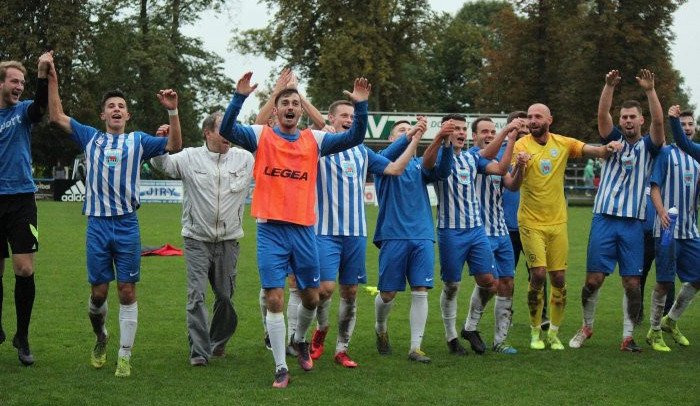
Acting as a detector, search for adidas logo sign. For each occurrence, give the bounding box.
[61,180,86,202]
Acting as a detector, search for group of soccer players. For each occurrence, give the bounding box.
[1,54,698,389]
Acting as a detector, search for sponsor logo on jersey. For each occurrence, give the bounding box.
[263,166,309,181]
[61,180,86,202]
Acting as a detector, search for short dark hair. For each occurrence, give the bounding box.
[201,111,223,136]
[441,113,466,124]
[620,100,642,115]
[101,89,128,110]
[328,100,353,115]
[680,110,695,119]
[274,88,300,105]
[390,120,410,132]
[507,110,527,124]
[470,116,493,134]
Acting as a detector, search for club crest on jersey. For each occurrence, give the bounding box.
[550,149,559,158]
[105,149,121,166]
[457,168,471,185]
[341,160,357,178]
[621,154,634,170]
[490,174,502,187]
[540,159,552,175]
[684,171,693,186]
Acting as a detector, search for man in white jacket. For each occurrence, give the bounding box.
[151,112,254,366]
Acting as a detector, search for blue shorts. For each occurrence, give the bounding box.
[488,235,515,279]
[377,239,434,292]
[438,227,495,282]
[655,237,700,283]
[257,222,320,290]
[86,212,141,285]
[586,214,643,276]
[317,235,367,285]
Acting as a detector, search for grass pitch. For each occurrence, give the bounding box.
[1,202,698,405]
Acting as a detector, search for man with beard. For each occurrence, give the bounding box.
[514,103,619,351]
[433,115,522,357]
[219,72,370,388]
[0,52,53,366]
[569,69,664,352]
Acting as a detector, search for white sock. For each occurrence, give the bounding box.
[88,297,108,336]
[650,289,667,330]
[464,285,492,331]
[374,294,393,333]
[668,283,698,321]
[286,288,301,342]
[622,292,634,338]
[266,312,287,372]
[294,303,317,343]
[410,291,428,351]
[259,288,267,333]
[316,297,332,331]
[582,286,599,329]
[118,302,138,358]
[440,282,460,341]
[336,297,356,353]
[493,296,513,345]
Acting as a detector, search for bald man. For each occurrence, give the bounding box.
[513,103,620,351]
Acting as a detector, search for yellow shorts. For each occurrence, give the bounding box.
[519,223,568,271]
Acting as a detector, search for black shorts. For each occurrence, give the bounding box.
[0,193,38,255]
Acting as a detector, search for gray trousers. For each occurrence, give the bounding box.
[183,237,239,359]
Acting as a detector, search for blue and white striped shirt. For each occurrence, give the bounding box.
[593,127,660,219]
[435,148,491,229]
[315,145,390,236]
[650,146,700,239]
[70,119,167,216]
[470,146,508,237]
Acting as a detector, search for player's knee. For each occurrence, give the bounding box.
[443,282,460,300]
[339,284,357,299]
[117,283,136,305]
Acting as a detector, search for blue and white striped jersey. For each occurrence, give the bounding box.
[315,145,390,236]
[70,119,167,217]
[434,148,491,229]
[650,146,700,239]
[470,146,508,237]
[593,127,660,219]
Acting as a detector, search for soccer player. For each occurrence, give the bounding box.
[150,112,254,365]
[569,69,664,352]
[515,102,619,351]
[645,105,700,351]
[47,61,182,377]
[469,116,529,354]
[373,119,453,363]
[308,102,426,367]
[0,52,53,365]
[219,72,370,388]
[435,115,521,356]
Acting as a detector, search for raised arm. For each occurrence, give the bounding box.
[149,125,183,178]
[597,70,620,139]
[637,69,664,146]
[485,127,518,176]
[27,51,53,123]
[382,117,427,175]
[318,77,371,156]
[47,62,72,134]
[156,89,182,153]
[503,151,529,191]
[668,105,700,161]
[255,68,292,126]
[220,72,260,152]
[480,118,524,160]
[582,141,622,159]
[422,120,453,171]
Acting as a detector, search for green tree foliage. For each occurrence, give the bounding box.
[233,0,439,112]
[0,0,232,176]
